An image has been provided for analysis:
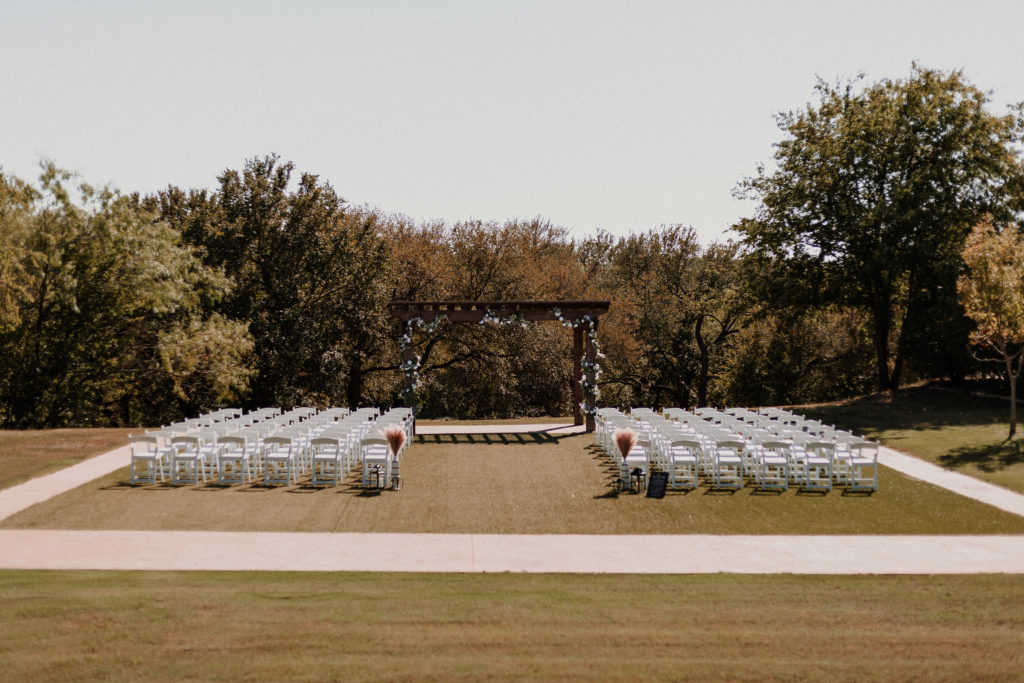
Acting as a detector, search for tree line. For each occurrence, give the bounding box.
[1,64,1021,428]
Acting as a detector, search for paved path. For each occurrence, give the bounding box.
[878,446,1024,518]
[0,445,130,522]
[1,530,1022,573]
[1,428,1023,573]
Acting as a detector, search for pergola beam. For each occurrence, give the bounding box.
[389,300,610,323]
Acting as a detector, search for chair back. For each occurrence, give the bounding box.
[130,434,159,456]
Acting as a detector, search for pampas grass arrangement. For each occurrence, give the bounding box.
[614,428,637,460]
[383,425,406,457]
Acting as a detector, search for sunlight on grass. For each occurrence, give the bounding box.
[1,571,1021,681]
[797,387,1024,494]
[5,431,1023,535]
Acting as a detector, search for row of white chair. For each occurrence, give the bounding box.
[128,407,413,489]
[130,407,333,486]
[596,406,879,494]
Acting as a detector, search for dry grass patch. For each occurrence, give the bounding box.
[0,428,138,491]
[1,571,1022,681]
[5,432,1024,534]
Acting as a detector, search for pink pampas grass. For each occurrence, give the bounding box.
[384,425,406,456]
[614,428,637,460]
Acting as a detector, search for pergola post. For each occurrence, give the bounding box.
[584,319,598,433]
[572,326,584,427]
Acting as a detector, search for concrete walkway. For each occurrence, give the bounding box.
[0,445,130,522]
[1,428,1023,573]
[1,529,1022,573]
[879,446,1024,518]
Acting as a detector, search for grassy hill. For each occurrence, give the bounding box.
[794,386,1024,494]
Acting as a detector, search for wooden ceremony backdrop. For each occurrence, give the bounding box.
[388,301,611,431]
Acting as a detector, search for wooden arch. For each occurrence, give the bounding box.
[389,300,610,431]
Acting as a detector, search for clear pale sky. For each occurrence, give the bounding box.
[2,0,1022,244]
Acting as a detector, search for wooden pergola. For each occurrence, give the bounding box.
[389,300,610,431]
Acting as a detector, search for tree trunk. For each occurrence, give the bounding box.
[1007,351,1018,440]
[870,302,893,391]
[346,356,364,408]
[694,314,710,408]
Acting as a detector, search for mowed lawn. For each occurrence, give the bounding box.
[4,431,1024,534]
[797,387,1024,494]
[1,571,1022,681]
[0,428,138,490]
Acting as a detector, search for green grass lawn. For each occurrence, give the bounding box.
[795,386,1024,494]
[2,407,1022,680]
[1,570,1021,681]
[5,432,1024,534]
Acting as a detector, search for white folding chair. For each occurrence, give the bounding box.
[169,435,205,486]
[128,434,168,485]
[803,441,834,493]
[666,439,700,490]
[360,435,390,488]
[263,436,296,486]
[217,435,253,486]
[848,441,879,492]
[712,440,744,490]
[310,437,345,487]
[757,440,790,492]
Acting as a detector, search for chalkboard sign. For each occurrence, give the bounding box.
[646,471,668,499]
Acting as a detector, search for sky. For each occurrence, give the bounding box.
[2,0,1023,244]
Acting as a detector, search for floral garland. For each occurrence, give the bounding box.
[478,309,529,328]
[552,307,604,417]
[398,314,447,401]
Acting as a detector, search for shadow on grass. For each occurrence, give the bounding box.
[415,432,562,445]
[798,386,1011,433]
[939,439,1024,473]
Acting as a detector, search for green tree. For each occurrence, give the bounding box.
[593,227,748,409]
[149,155,392,408]
[736,65,1023,391]
[0,164,251,427]
[957,216,1024,438]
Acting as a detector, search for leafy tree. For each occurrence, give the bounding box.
[148,155,392,408]
[0,164,250,427]
[722,308,874,407]
[957,216,1024,438]
[593,227,748,409]
[381,218,592,418]
[736,65,1023,391]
